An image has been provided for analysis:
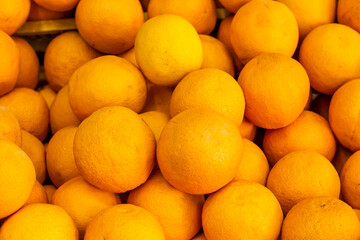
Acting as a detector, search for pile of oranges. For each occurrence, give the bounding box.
[0,0,360,239]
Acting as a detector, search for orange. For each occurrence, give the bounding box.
[170,68,245,126]
[157,108,243,194]
[68,55,147,121]
[119,47,138,68]
[24,180,48,206]
[238,118,257,141]
[0,106,21,146]
[354,209,360,221]
[230,0,298,64]
[199,35,235,76]
[263,110,337,165]
[310,94,331,120]
[50,86,80,134]
[43,185,56,202]
[46,126,80,187]
[202,180,283,240]
[33,0,78,12]
[277,0,336,40]
[52,176,121,238]
[44,31,101,92]
[0,88,49,141]
[332,144,353,176]
[76,0,144,54]
[74,106,156,193]
[0,203,78,240]
[234,139,269,185]
[0,140,35,219]
[266,150,340,214]
[299,24,360,94]
[84,204,165,240]
[135,14,203,87]
[0,0,30,35]
[238,53,310,129]
[12,37,39,89]
[38,85,56,109]
[28,0,73,21]
[219,0,253,13]
[20,130,46,183]
[147,0,217,34]
[341,150,360,209]
[304,88,313,110]
[329,79,360,151]
[281,197,360,240]
[338,0,360,33]
[140,111,170,143]
[192,233,207,240]
[128,171,205,240]
[142,83,173,115]
[0,30,19,96]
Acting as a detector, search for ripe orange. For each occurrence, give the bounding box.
[0,140,35,219]
[119,47,138,68]
[24,180,48,206]
[157,108,243,194]
[219,0,253,13]
[44,31,101,92]
[142,83,173,115]
[33,0,78,12]
[38,85,56,108]
[84,204,166,240]
[281,197,360,240]
[341,150,360,209]
[299,24,360,94]
[147,0,217,34]
[192,233,206,240]
[338,0,360,33]
[0,0,30,35]
[230,0,298,64]
[43,185,56,203]
[135,14,203,87]
[0,106,21,146]
[140,111,170,143]
[332,144,353,176]
[202,180,283,240]
[238,53,310,129]
[310,94,331,120]
[68,55,147,121]
[354,209,360,221]
[238,118,257,141]
[76,0,144,54]
[28,0,73,21]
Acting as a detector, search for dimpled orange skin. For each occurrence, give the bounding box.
[84,204,166,240]
[266,150,340,214]
[33,0,78,12]
[354,209,360,221]
[281,197,360,240]
[238,53,310,129]
[192,233,207,240]
[74,106,156,193]
[0,106,21,146]
[238,117,257,141]
[230,0,299,64]
[142,83,173,115]
[140,111,170,143]
[27,1,73,21]
[263,110,337,166]
[157,108,243,195]
[219,0,260,13]
[128,171,205,240]
[119,48,139,68]
[0,204,79,240]
[329,79,360,151]
[202,180,283,240]
[38,85,56,109]
[0,140,35,219]
[68,55,147,121]
[24,180,48,206]
[170,68,245,126]
[0,0,30,35]
[0,88,49,141]
[148,0,216,34]
[299,24,360,95]
[338,0,360,33]
[76,0,144,54]
[341,151,360,209]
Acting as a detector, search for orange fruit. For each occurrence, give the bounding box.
[43,185,56,203]
[140,111,170,143]
[119,47,138,68]
[44,31,101,92]
[0,140,35,219]
[202,180,283,240]
[299,24,360,94]
[12,37,39,89]
[0,30,20,97]
[0,106,21,146]
[74,106,156,193]
[147,0,217,34]
[310,94,331,120]
[263,110,337,165]
[20,130,46,183]
[46,126,80,187]
[135,14,203,87]
[238,53,310,129]
[354,209,360,221]
[281,197,360,240]
[68,55,147,121]
[0,88,49,141]
[24,180,48,206]
[128,171,204,240]
[142,83,173,115]
[0,0,30,35]
[219,0,253,13]
[341,150,360,209]
[157,108,243,194]
[329,79,360,151]
[50,86,80,134]
[199,35,235,76]
[234,139,269,185]
[332,144,353,176]
[33,0,78,12]
[0,203,78,240]
[266,150,340,214]
[238,117,257,141]
[230,0,298,64]
[38,85,56,109]
[76,0,144,54]
[52,176,121,238]
[192,233,207,240]
[170,68,245,126]
[28,0,73,21]
[338,0,360,33]
[84,204,165,240]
